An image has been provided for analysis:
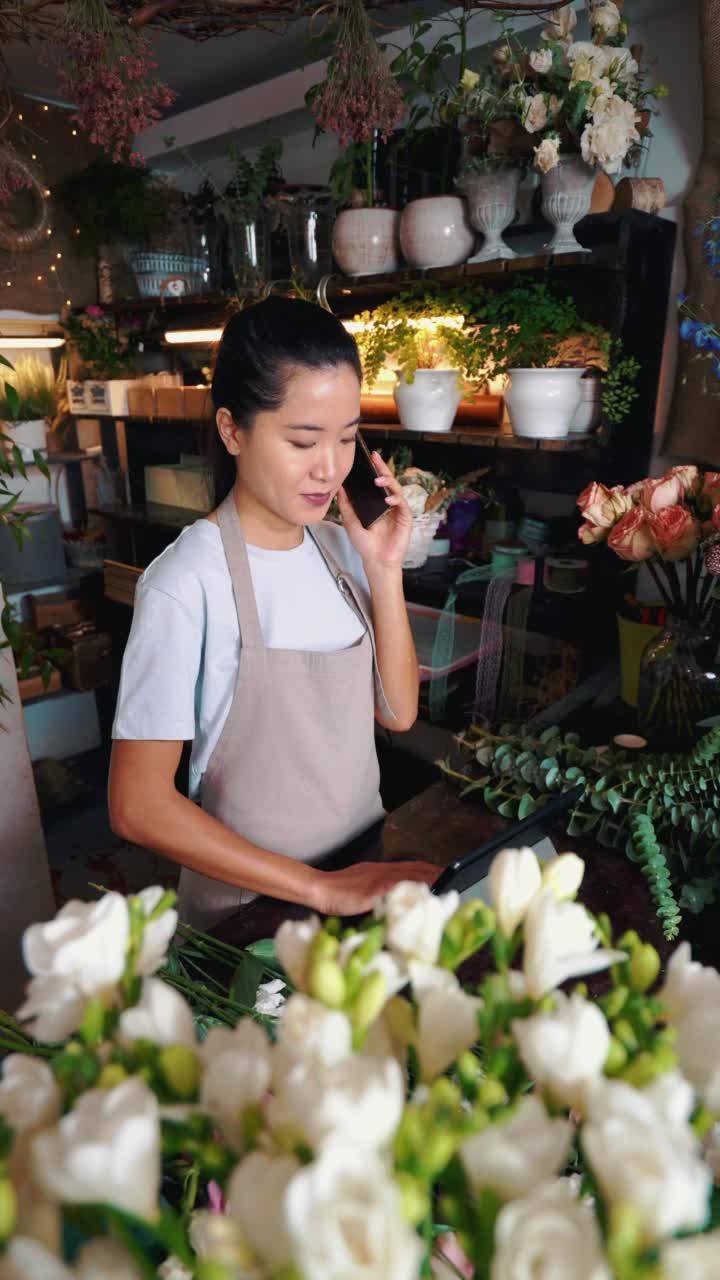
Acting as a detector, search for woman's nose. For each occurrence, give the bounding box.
[309,448,340,483]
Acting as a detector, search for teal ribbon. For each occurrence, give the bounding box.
[428,566,514,723]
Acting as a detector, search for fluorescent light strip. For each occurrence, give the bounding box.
[164,328,223,345]
[0,337,65,349]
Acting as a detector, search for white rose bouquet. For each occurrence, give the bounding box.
[0,851,718,1279]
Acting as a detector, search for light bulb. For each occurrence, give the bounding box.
[31,153,37,161]
[43,105,48,112]
[50,265,56,272]
[56,252,62,259]
[17,113,23,121]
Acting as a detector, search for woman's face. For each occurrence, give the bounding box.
[217,363,361,530]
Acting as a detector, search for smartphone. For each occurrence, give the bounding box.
[342,431,390,528]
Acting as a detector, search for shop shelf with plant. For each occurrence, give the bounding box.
[439,719,720,940]
[222,139,284,290]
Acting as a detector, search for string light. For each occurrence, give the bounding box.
[43,188,50,197]
[36,275,43,282]
[71,129,77,136]
[31,153,37,161]
[17,113,23,122]
[56,252,62,260]
[43,105,48,112]
[50,265,56,272]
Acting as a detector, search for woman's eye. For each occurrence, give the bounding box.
[290,441,315,450]
[342,437,358,446]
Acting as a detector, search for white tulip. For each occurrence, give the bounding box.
[513,992,610,1110]
[272,1054,404,1151]
[488,847,542,939]
[529,48,553,75]
[22,894,129,994]
[15,976,87,1043]
[417,976,482,1080]
[661,1230,720,1280]
[583,1079,711,1244]
[0,1238,71,1280]
[491,1180,611,1280]
[461,1095,572,1201]
[658,941,720,1023]
[674,1001,720,1113]
[541,854,584,902]
[228,1151,300,1271]
[375,882,460,966]
[523,890,626,999]
[0,1055,60,1133]
[200,1019,272,1152]
[274,915,321,990]
[253,978,286,1016]
[274,993,352,1077]
[118,978,196,1048]
[134,886,178,976]
[284,1137,423,1280]
[75,1239,145,1280]
[32,1078,161,1221]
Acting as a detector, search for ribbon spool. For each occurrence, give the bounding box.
[545,557,589,594]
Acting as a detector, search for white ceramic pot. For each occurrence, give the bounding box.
[403,512,444,570]
[3,418,47,460]
[399,196,475,269]
[504,368,585,440]
[460,169,521,263]
[570,373,603,435]
[540,156,596,255]
[394,369,462,433]
[332,208,400,276]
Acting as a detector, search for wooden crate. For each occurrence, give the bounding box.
[104,559,143,607]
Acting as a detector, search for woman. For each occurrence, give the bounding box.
[109,297,437,928]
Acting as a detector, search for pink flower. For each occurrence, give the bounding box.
[85,305,104,319]
[433,1233,474,1279]
[577,482,631,528]
[207,1180,226,1214]
[641,473,684,513]
[607,507,658,562]
[667,465,701,497]
[702,471,720,506]
[647,506,701,562]
[713,504,720,531]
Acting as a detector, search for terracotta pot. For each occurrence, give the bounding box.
[399,196,475,269]
[332,207,400,276]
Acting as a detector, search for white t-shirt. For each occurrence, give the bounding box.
[112,518,370,799]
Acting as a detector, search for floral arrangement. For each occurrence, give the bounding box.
[1,859,719,1279]
[442,2,666,177]
[678,194,720,384]
[62,306,142,381]
[440,722,720,940]
[578,466,720,611]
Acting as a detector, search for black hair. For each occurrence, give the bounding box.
[208,295,363,504]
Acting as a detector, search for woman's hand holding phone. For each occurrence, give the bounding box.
[338,449,414,571]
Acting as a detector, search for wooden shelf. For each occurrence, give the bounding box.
[359,423,599,452]
[88,502,201,530]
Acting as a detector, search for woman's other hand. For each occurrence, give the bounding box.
[309,860,440,916]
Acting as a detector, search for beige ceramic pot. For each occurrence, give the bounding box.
[399,196,475,269]
[332,208,401,276]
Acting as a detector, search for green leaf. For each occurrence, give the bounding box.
[229,951,265,1010]
[518,793,536,820]
[4,383,19,419]
[606,789,622,815]
[33,450,50,480]
[0,354,14,369]
[246,938,276,961]
[497,798,519,820]
[10,445,27,480]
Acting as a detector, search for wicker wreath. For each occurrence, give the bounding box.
[0,149,51,253]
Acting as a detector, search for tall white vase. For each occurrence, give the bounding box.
[540,156,596,255]
[504,368,586,439]
[460,169,521,263]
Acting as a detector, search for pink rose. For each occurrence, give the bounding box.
[667,464,701,497]
[712,504,720,531]
[624,480,646,503]
[607,507,658,561]
[641,473,684,513]
[647,505,701,562]
[577,482,631,528]
[85,304,104,319]
[579,520,608,545]
[702,471,720,505]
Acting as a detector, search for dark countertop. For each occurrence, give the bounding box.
[214,780,717,971]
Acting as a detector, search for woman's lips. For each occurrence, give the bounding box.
[300,493,331,507]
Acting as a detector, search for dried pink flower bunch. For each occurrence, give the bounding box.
[311,0,404,145]
[59,31,176,166]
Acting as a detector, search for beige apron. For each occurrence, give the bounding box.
[176,489,392,929]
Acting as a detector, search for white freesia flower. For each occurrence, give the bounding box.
[705,1124,720,1183]
[254,978,286,1016]
[118,978,196,1048]
[375,882,459,966]
[134,886,178,975]
[284,1137,423,1280]
[661,1230,720,1280]
[32,1078,161,1221]
[523,92,548,133]
[189,1212,252,1269]
[658,941,720,1022]
[673,1001,720,1113]
[0,1055,60,1132]
[200,1019,272,1151]
[158,1259,194,1280]
[408,962,458,1000]
[0,1238,72,1280]
[275,915,321,990]
[522,890,626,999]
[590,1,621,38]
[271,1055,404,1151]
[491,1180,611,1280]
[513,992,610,1110]
[529,49,553,75]
[274,993,352,1076]
[417,976,481,1080]
[461,1095,573,1202]
[534,137,561,174]
[541,854,584,902]
[339,935,408,999]
[488,847,542,938]
[583,1079,711,1244]
[227,1151,299,1272]
[643,1070,696,1137]
[75,1239,145,1280]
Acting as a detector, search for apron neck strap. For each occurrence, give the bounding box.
[216,488,264,648]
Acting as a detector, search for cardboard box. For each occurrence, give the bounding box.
[84,380,133,417]
[144,463,210,512]
[127,385,156,417]
[184,385,212,419]
[155,387,186,418]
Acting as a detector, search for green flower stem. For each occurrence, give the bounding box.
[164,972,252,1019]
[175,925,252,965]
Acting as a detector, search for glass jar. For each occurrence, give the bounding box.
[226,213,271,290]
[281,189,335,288]
[637,617,720,751]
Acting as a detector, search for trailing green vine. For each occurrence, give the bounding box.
[439,723,720,940]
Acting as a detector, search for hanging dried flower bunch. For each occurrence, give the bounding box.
[310,0,404,145]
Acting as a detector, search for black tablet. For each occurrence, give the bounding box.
[431,783,585,899]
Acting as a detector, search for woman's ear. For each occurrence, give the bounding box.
[216,408,243,456]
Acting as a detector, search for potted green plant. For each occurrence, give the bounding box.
[0,357,57,458]
[222,139,283,289]
[62,306,142,416]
